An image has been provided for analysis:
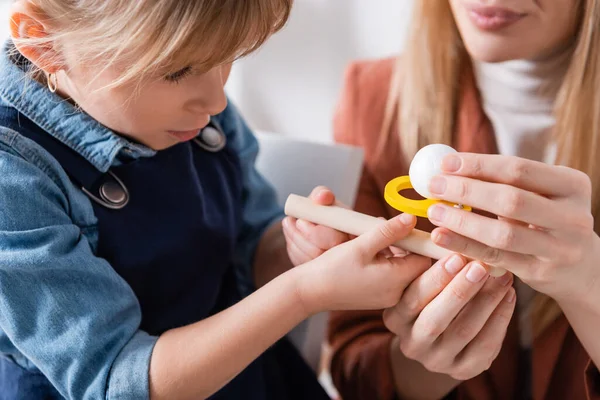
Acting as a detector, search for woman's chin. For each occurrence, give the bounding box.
[463,39,531,63]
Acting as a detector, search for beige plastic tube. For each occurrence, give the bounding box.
[284,194,506,277]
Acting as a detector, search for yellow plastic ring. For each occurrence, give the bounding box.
[384,176,471,218]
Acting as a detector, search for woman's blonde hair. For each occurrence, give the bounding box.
[13,0,292,88]
[381,0,599,336]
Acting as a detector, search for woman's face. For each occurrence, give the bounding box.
[449,0,581,62]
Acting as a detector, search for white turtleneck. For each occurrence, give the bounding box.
[473,48,571,347]
[474,47,573,164]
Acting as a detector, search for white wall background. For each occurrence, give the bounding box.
[0,1,9,39]
[227,0,414,144]
[0,1,414,144]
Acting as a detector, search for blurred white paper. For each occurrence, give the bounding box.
[255,131,364,208]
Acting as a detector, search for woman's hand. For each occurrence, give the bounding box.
[383,254,515,381]
[426,153,599,303]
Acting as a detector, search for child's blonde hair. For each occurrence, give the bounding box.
[13,0,292,88]
[380,0,599,336]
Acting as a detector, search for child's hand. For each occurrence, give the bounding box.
[294,213,431,314]
[283,186,351,266]
[383,254,516,381]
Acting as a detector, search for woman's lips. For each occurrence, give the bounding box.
[465,5,526,31]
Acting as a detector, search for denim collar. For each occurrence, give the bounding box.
[0,40,156,172]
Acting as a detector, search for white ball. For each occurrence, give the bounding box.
[408,144,457,199]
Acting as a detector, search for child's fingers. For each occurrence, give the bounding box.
[308,186,351,209]
[388,246,410,256]
[286,238,311,265]
[376,254,432,311]
[438,272,513,355]
[451,288,516,380]
[282,218,324,260]
[375,217,410,257]
[308,186,336,206]
[353,214,417,257]
[295,219,349,250]
[282,222,313,264]
[379,248,396,258]
[385,253,432,276]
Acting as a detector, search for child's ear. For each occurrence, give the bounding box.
[9,1,63,73]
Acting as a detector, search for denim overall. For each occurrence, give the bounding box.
[0,104,328,399]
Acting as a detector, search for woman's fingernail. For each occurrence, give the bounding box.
[442,155,461,172]
[496,272,513,286]
[444,255,465,274]
[428,176,447,195]
[399,213,416,226]
[466,263,488,283]
[428,205,446,222]
[506,289,516,303]
[432,231,451,246]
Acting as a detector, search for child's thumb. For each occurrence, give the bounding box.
[355,213,416,257]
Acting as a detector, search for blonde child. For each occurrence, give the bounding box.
[0,1,429,399]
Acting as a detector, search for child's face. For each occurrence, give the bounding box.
[449,0,580,62]
[57,55,232,150]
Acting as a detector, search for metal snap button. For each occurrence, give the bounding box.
[82,171,129,210]
[100,180,127,205]
[200,126,226,149]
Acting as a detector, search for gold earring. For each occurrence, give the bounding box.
[47,73,58,93]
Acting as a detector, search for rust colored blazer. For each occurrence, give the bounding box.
[327,58,600,400]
